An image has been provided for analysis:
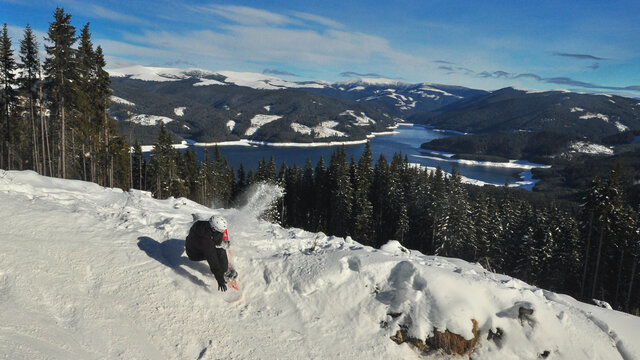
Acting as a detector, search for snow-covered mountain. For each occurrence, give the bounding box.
[310,78,489,115]
[108,65,328,90]
[1,169,639,359]
[108,66,396,145]
[107,65,486,123]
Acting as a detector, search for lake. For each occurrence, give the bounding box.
[186,124,530,187]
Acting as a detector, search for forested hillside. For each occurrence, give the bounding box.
[410,87,640,142]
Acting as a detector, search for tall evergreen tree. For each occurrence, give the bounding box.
[0,23,17,169]
[352,142,375,245]
[94,45,113,185]
[44,7,76,178]
[131,139,145,190]
[18,24,41,172]
[328,146,352,237]
[148,124,176,198]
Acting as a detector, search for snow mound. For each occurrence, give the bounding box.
[0,170,638,359]
[173,107,186,117]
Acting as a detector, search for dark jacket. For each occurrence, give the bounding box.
[185,220,228,286]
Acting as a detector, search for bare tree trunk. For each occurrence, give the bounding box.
[591,226,606,299]
[61,99,66,179]
[581,211,594,297]
[90,143,95,183]
[138,151,142,190]
[4,93,11,170]
[44,108,53,177]
[39,75,47,176]
[626,257,637,312]
[82,143,86,181]
[614,249,625,307]
[71,128,76,179]
[129,146,133,190]
[104,102,112,188]
[30,97,39,173]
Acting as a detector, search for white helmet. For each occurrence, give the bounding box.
[209,215,228,232]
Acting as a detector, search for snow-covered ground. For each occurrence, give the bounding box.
[173,107,186,117]
[1,170,639,359]
[110,95,135,106]
[614,121,629,132]
[127,114,174,126]
[193,78,227,87]
[569,141,614,155]
[290,121,347,139]
[216,71,325,90]
[244,114,283,136]
[579,113,609,122]
[411,154,551,171]
[340,110,376,126]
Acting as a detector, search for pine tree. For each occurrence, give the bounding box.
[547,205,581,292]
[372,154,390,247]
[300,158,315,229]
[131,139,145,190]
[73,23,95,181]
[233,163,246,201]
[328,146,352,237]
[579,176,602,297]
[352,142,374,245]
[18,24,41,173]
[0,23,17,169]
[148,124,176,198]
[313,156,329,233]
[44,7,77,178]
[94,46,113,186]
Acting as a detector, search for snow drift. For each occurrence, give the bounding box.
[0,170,638,359]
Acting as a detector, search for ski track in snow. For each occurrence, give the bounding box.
[0,170,639,359]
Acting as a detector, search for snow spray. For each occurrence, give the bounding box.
[237,182,284,221]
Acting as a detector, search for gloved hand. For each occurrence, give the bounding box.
[218,282,227,292]
[224,269,238,282]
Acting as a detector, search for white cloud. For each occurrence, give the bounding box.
[120,23,421,71]
[193,4,292,26]
[289,11,345,29]
[57,0,152,26]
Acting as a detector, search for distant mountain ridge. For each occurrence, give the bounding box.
[108,66,396,145]
[411,87,640,142]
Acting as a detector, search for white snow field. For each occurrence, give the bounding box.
[1,170,639,359]
[244,114,283,136]
[127,114,174,126]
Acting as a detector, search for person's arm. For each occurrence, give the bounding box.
[204,232,230,291]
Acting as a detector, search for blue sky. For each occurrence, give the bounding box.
[2,0,639,96]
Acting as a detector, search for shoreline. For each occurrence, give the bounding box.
[140,127,401,152]
[411,153,551,170]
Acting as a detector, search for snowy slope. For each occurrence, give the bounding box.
[1,170,639,359]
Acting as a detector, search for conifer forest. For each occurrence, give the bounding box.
[1,9,638,315]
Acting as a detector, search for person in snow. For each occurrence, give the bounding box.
[186,215,236,291]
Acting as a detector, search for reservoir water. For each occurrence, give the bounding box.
[187,124,527,187]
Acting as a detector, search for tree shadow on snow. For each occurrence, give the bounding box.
[137,236,212,290]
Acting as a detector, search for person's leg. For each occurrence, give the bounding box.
[186,247,205,261]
